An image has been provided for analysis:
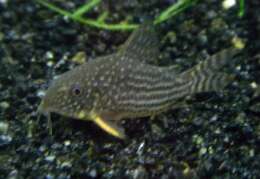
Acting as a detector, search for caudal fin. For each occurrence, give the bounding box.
[180,48,240,94]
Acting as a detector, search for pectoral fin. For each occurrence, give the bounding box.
[90,112,126,139]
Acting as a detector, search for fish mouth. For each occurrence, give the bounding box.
[37,100,90,120]
[37,101,75,119]
[37,100,57,115]
[37,101,47,115]
[37,102,62,118]
[37,101,53,134]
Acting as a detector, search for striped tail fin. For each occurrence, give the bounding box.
[179,48,240,94]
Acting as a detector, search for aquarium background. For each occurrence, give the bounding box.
[0,0,259,178]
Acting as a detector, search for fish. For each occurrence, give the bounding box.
[37,24,240,139]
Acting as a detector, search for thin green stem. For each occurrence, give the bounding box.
[154,0,198,24]
[36,0,138,30]
[36,0,71,17]
[97,11,109,22]
[35,0,197,31]
[238,0,245,17]
[72,0,101,18]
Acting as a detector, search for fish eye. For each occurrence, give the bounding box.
[72,84,81,96]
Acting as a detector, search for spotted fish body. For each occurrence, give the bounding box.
[38,24,239,139]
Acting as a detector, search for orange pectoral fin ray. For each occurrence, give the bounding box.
[90,112,126,139]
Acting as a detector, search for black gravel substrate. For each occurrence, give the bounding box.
[0,0,260,178]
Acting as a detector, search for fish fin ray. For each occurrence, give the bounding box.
[182,47,240,79]
[191,72,234,94]
[176,47,240,95]
[180,48,240,90]
[118,23,159,64]
[165,65,182,75]
[90,111,126,139]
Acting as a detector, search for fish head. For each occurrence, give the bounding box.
[38,66,97,120]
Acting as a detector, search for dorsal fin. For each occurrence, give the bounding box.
[118,23,160,64]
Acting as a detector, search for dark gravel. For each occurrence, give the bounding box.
[0,0,260,178]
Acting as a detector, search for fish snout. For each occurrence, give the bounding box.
[37,100,49,117]
[37,100,53,135]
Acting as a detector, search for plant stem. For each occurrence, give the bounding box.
[35,0,197,31]
[36,0,138,31]
[155,0,198,24]
[72,0,102,18]
[238,0,245,17]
